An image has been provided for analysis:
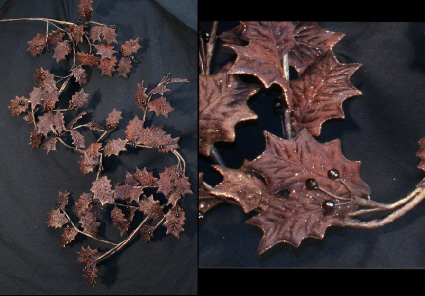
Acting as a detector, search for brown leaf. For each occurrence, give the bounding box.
[29,87,44,107]
[134,82,148,110]
[43,137,58,153]
[34,68,57,93]
[67,24,85,43]
[198,173,223,214]
[290,51,362,136]
[124,171,139,186]
[47,29,65,46]
[105,109,122,130]
[75,192,93,218]
[27,33,47,56]
[80,211,101,235]
[111,206,130,236]
[37,112,66,136]
[139,195,163,220]
[120,38,141,57]
[78,0,93,20]
[56,190,70,211]
[199,73,259,156]
[70,130,86,149]
[29,131,43,148]
[98,56,117,78]
[77,52,100,67]
[94,44,117,58]
[148,97,174,118]
[117,57,132,79]
[113,184,143,204]
[101,27,117,45]
[83,265,98,286]
[126,124,180,152]
[211,166,270,213]
[86,121,105,131]
[78,142,102,175]
[140,225,155,242]
[53,40,71,63]
[132,167,158,188]
[61,225,78,247]
[69,89,90,110]
[9,96,29,116]
[46,208,68,228]
[89,26,102,42]
[157,166,192,199]
[163,205,185,238]
[77,245,100,286]
[104,138,128,157]
[90,176,114,206]
[219,22,245,44]
[71,66,88,86]
[42,91,60,111]
[148,77,188,96]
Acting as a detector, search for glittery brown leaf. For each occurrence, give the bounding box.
[218,22,244,44]
[56,190,70,211]
[105,109,122,130]
[78,142,102,175]
[77,246,100,285]
[158,166,192,199]
[67,24,85,43]
[417,138,425,171]
[139,195,163,220]
[211,166,270,213]
[101,27,118,45]
[125,122,180,152]
[117,57,132,79]
[140,225,155,242]
[290,51,361,136]
[86,121,105,131]
[70,130,86,149]
[47,29,65,46]
[134,82,148,110]
[132,167,158,188]
[27,33,47,56]
[163,205,185,238]
[42,91,60,111]
[34,68,57,93]
[53,40,71,63]
[75,192,93,218]
[148,77,189,96]
[124,172,139,186]
[198,173,224,214]
[29,131,43,148]
[104,138,128,157]
[91,176,114,206]
[37,112,66,136]
[29,87,44,107]
[43,137,58,153]
[113,184,143,204]
[69,89,90,110]
[111,206,130,236]
[98,56,117,78]
[46,208,68,228]
[120,38,141,57]
[89,26,102,42]
[77,52,100,67]
[78,0,93,20]
[148,97,174,118]
[94,44,117,58]
[71,66,88,86]
[9,96,29,116]
[80,211,101,235]
[82,265,98,286]
[199,73,259,156]
[61,225,78,247]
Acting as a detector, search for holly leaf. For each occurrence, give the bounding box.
[104,138,128,157]
[132,167,158,188]
[67,24,85,43]
[94,44,117,58]
[290,51,362,136]
[70,130,86,149]
[56,190,70,211]
[89,26,102,42]
[120,38,141,57]
[244,130,371,200]
[78,142,102,175]
[199,173,223,214]
[113,184,143,204]
[211,166,270,213]
[80,211,101,235]
[75,192,93,218]
[43,137,58,153]
[34,68,57,93]
[71,66,88,86]
[29,131,43,148]
[101,27,118,45]
[29,87,44,107]
[77,52,100,67]
[163,205,185,238]
[78,0,93,20]
[37,112,66,136]
[117,57,132,79]
[140,225,155,242]
[157,166,192,200]
[148,97,174,118]
[69,89,90,110]
[111,206,130,236]
[46,208,68,228]
[139,195,163,220]
[9,96,29,116]
[105,109,122,130]
[47,29,65,46]
[134,82,148,110]
[61,225,78,247]
[90,176,114,206]
[53,40,71,63]
[199,73,259,156]
[27,33,47,56]
[77,246,99,286]
[98,56,117,78]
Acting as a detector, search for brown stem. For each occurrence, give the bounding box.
[205,21,218,75]
[0,17,75,26]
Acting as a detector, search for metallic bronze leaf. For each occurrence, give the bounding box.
[120,38,141,57]
[56,190,70,211]
[199,73,259,156]
[199,173,223,214]
[105,109,122,130]
[67,24,85,43]
[98,56,117,78]
[61,225,78,247]
[111,206,130,236]
[157,166,192,199]
[29,131,43,148]
[104,138,128,157]
[290,51,361,136]
[47,29,65,46]
[117,57,132,78]
[37,112,66,137]
[78,0,93,20]
[244,130,371,200]
[77,245,100,286]
[94,44,116,58]
[163,205,186,238]
[46,208,68,228]
[77,52,100,67]
[53,40,71,63]
[75,192,93,218]
[70,130,86,149]
[80,211,101,235]
[140,225,155,242]
[101,27,118,45]
[89,26,102,42]
[9,96,29,116]
[43,137,58,153]
[90,176,114,206]
[69,89,90,110]
[211,166,270,213]
[71,66,88,86]
[148,97,174,118]
[78,142,102,175]
[34,68,57,93]
[134,82,148,110]
[139,195,164,220]
[132,167,158,188]
[27,33,47,57]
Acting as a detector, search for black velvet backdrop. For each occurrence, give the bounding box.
[0,0,197,294]
[199,21,425,269]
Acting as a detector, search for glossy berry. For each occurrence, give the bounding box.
[327,169,340,180]
[199,213,204,219]
[305,178,319,190]
[273,100,283,115]
[322,200,335,214]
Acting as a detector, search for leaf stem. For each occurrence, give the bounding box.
[205,21,218,75]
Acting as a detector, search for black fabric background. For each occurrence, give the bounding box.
[0,0,197,294]
[199,21,425,268]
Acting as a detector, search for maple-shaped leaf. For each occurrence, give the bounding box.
[158,166,192,199]
[61,225,78,247]
[120,38,141,57]
[98,56,117,78]
[34,68,57,93]
[23,114,34,125]
[56,190,70,211]
[75,192,93,218]
[91,176,114,206]
[163,205,186,238]
[104,138,128,157]
[94,44,117,58]
[67,24,85,43]
[80,211,101,235]
[219,22,245,44]
[29,131,43,148]
[417,138,425,171]
[134,82,148,110]
[83,265,98,286]
[47,29,65,46]
[111,206,130,236]
[78,0,93,20]
[37,112,66,136]
[244,130,371,200]
[148,97,174,118]
[105,109,122,130]
[69,89,90,110]
[70,130,86,149]
[43,137,58,153]
[211,166,270,213]
[139,195,163,220]
[117,57,132,79]
[199,173,223,214]
[9,96,29,116]
[77,246,99,286]
[46,208,68,228]
[199,73,259,156]
[71,66,88,86]
[77,52,100,67]
[140,225,155,242]
[78,142,102,175]
[132,167,158,188]
[53,40,71,63]
[27,33,47,56]
[67,111,87,129]
[148,77,189,96]
[290,51,362,136]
